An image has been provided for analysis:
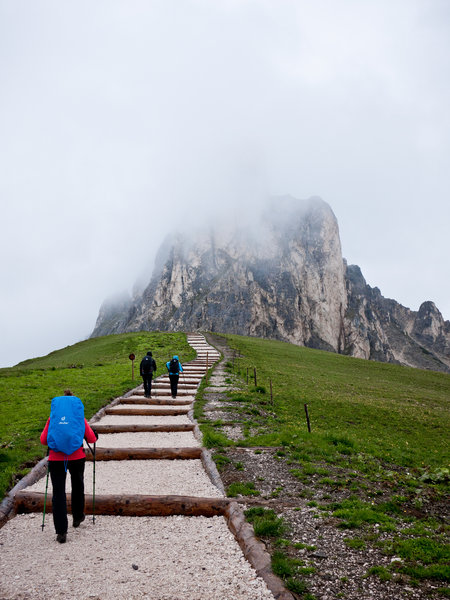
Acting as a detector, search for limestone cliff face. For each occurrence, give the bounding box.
[91,195,450,372]
[343,265,450,371]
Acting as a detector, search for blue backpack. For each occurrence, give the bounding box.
[47,396,85,455]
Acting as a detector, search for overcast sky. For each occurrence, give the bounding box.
[1,0,449,368]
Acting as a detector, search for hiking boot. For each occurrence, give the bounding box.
[56,533,67,543]
[73,514,85,528]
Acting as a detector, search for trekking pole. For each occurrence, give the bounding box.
[92,441,96,524]
[182,369,188,397]
[41,448,50,531]
[85,440,96,524]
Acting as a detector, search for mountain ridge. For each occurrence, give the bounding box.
[92,196,450,373]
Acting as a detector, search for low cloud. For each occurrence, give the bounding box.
[0,0,449,367]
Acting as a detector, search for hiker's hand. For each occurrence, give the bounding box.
[92,428,99,441]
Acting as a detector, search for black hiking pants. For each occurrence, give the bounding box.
[169,374,179,398]
[49,458,85,534]
[142,373,153,397]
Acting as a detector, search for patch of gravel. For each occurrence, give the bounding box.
[107,404,192,412]
[220,449,448,600]
[204,410,238,422]
[279,507,434,600]
[204,400,238,410]
[222,426,245,442]
[95,414,192,425]
[26,460,223,497]
[86,432,200,448]
[0,514,275,600]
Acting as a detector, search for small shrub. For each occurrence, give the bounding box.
[245,507,286,537]
[286,578,307,594]
[332,498,396,529]
[393,537,450,566]
[293,542,316,551]
[344,538,366,550]
[419,467,449,483]
[201,427,232,449]
[227,481,260,497]
[212,453,231,470]
[272,551,296,578]
[365,566,392,581]
[274,538,291,548]
[229,395,246,402]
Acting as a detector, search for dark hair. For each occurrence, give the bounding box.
[147,351,152,356]
[64,389,73,396]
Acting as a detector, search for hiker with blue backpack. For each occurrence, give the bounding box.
[166,355,183,398]
[40,389,98,544]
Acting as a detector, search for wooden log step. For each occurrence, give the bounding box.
[151,387,198,392]
[133,390,195,397]
[105,408,190,416]
[120,398,193,406]
[86,447,202,460]
[153,382,198,387]
[151,379,200,386]
[92,424,195,433]
[15,492,230,517]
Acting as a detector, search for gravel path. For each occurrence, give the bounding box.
[106,404,192,412]
[26,459,223,497]
[95,414,192,425]
[0,514,274,600]
[87,432,200,448]
[1,335,277,600]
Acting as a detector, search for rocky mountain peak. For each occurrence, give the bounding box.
[91,196,449,373]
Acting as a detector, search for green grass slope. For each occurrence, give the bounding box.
[0,332,195,501]
[197,334,450,592]
[223,334,449,471]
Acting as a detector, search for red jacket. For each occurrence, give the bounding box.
[40,418,97,461]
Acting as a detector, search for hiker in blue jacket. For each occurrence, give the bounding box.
[166,355,183,398]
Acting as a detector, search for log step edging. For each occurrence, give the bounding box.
[105,408,190,416]
[86,447,202,461]
[14,492,230,518]
[92,424,195,433]
[224,502,295,600]
[119,398,193,406]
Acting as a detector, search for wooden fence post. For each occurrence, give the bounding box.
[253,367,257,387]
[304,403,311,433]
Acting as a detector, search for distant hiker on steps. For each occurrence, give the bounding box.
[166,355,183,398]
[140,351,157,398]
[40,389,98,544]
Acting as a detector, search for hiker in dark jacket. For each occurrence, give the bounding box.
[40,389,98,544]
[140,351,157,398]
[166,355,183,398]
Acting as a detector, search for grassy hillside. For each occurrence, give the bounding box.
[222,335,449,471]
[197,334,449,594]
[0,332,195,501]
